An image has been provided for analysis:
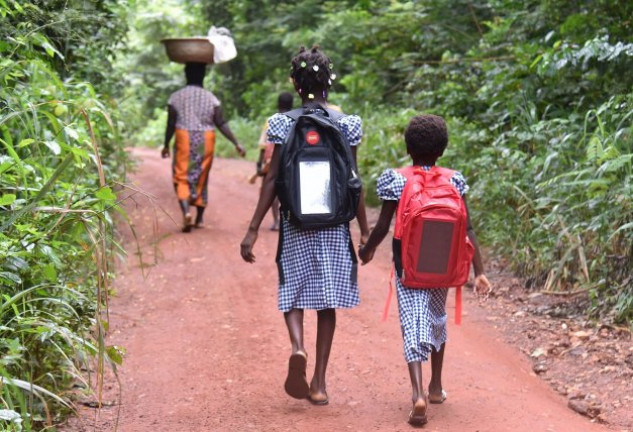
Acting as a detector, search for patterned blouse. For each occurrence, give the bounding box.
[168,85,221,131]
[266,111,363,146]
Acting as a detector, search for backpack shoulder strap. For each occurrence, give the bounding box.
[283,107,347,123]
[324,108,346,123]
[397,166,419,179]
[432,166,456,180]
[283,108,305,121]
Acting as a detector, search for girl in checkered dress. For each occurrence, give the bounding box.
[359,114,491,426]
[240,46,369,405]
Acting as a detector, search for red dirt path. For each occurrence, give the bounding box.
[65,148,614,431]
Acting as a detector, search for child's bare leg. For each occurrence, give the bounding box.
[407,361,428,425]
[428,343,446,402]
[283,308,305,353]
[283,309,309,398]
[408,361,425,403]
[310,308,336,398]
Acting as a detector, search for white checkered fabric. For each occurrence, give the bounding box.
[376,167,469,362]
[168,85,221,131]
[267,112,362,146]
[277,221,358,311]
[270,107,362,312]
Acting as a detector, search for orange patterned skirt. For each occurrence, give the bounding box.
[172,129,216,207]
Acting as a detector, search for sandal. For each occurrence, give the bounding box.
[284,351,309,399]
[408,399,428,426]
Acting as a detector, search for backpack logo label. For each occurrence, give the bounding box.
[306,130,320,145]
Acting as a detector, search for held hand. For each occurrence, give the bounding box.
[360,231,369,248]
[161,147,170,158]
[358,245,374,265]
[235,144,246,158]
[474,274,492,299]
[240,229,258,263]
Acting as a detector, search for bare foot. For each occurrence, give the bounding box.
[428,388,447,404]
[308,380,328,405]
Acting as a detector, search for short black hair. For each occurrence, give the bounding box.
[404,114,448,159]
[184,62,206,85]
[289,45,335,97]
[277,92,294,112]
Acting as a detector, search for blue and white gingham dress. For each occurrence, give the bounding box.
[267,110,363,312]
[376,167,469,363]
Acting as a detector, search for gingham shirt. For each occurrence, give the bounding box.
[268,109,363,312]
[377,167,469,362]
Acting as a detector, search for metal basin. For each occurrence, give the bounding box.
[161,38,214,64]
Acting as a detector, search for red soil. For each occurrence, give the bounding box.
[62,147,614,432]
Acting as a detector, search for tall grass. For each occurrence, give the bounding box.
[1,13,127,430]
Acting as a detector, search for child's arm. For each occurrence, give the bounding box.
[240,145,280,263]
[358,200,398,264]
[464,197,492,295]
[350,147,369,243]
[256,149,265,175]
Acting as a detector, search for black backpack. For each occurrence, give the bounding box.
[276,105,362,230]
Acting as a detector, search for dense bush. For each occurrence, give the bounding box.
[0,1,128,429]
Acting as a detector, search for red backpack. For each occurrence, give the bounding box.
[385,166,474,324]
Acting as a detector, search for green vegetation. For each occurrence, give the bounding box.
[1,0,631,429]
[1,1,128,430]
[188,0,633,324]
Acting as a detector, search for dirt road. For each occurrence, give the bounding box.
[68,148,613,431]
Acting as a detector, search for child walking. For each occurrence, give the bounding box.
[250,92,294,231]
[240,46,369,405]
[358,114,491,426]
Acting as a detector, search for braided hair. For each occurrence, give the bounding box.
[290,45,336,99]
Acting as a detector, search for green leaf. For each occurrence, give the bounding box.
[17,138,35,148]
[43,140,61,155]
[95,187,116,201]
[64,125,79,141]
[106,345,125,365]
[42,263,57,282]
[0,194,16,206]
[0,271,21,285]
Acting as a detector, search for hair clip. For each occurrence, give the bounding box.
[328,79,332,85]
[329,63,333,69]
[312,65,319,72]
[308,93,314,99]
[330,73,336,80]
[300,61,307,68]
